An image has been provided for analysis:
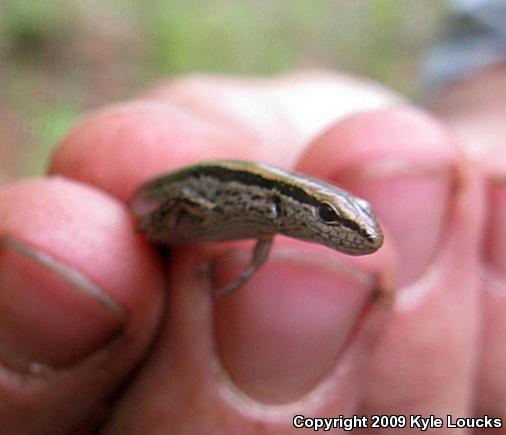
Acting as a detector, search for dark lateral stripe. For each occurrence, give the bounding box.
[153,164,323,207]
[147,163,368,235]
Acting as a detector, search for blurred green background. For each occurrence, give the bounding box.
[0,0,447,181]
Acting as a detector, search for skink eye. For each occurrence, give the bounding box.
[317,202,340,223]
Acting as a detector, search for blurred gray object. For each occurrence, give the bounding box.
[421,0,506,91]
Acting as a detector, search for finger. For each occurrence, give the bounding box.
[300,107,483,417]
[475,147,506,422]
[0,178,164,434]
[103,228,394,434]
[49,101,250,201]
[144,71,402,167]
[429,68,506,423]
[428,64,506,159]
[299,106,465,285]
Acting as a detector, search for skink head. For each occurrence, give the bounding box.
[279,179,383,255]
[315,191,383,254]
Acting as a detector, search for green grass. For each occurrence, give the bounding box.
[0,0,446,177]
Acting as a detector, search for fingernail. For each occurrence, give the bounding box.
[0,235,127,372]
[212,242,378,404]
[345,162,455,286]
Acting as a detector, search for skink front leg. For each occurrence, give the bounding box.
[215,236,273,297]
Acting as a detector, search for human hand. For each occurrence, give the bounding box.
[0,71,500,434]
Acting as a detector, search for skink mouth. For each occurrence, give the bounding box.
[356,230,384,255]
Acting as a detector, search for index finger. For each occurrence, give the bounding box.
[49,101,248,201]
